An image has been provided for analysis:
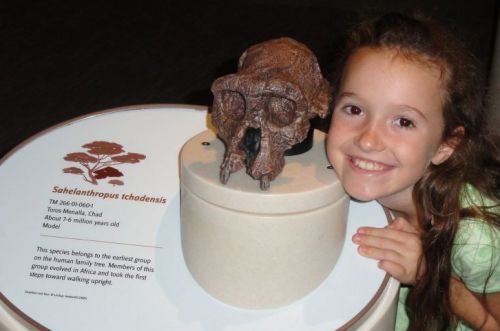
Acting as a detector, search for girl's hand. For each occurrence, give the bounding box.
[352,217,424,284]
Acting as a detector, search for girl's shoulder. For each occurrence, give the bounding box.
[457,183,499,245]
[452,184,500,293]
[459,183,499,210]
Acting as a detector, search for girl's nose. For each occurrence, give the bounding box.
[354,123,385,152]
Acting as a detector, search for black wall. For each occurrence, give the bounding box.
[1,1,498,158]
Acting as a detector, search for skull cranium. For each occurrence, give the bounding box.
[211,37,330,190]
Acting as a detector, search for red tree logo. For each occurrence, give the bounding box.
[62,141,146,185]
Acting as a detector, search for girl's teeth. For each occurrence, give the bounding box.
[354,159,384,171]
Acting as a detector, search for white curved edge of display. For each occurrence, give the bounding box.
[0,294,40,331]
[346,277,400,331]
[0,278,401,331]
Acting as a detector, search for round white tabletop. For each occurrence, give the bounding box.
[0,105,398,331]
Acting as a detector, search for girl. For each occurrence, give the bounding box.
[326,13,500,330]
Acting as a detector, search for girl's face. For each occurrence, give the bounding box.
[327,47,453,209]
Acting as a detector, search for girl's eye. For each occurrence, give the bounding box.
[343,105,363,115]
[394,117,415,128]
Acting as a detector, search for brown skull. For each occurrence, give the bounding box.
[211,37,330,190]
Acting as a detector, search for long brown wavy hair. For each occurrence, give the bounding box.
[330,12,500,330]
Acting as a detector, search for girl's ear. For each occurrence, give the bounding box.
[431,126,464,165]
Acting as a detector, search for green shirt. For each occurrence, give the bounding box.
[395,184,500,330]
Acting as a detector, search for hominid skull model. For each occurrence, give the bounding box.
[211,37,331,190]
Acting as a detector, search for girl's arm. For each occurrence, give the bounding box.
[481,292,500,326]
[353,219,500,329]
[450,277,500,330]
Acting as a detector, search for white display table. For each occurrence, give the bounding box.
[0,105,398,331]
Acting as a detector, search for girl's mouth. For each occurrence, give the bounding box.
[350,156,392,172]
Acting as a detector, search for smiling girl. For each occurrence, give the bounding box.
[326,13,500,330]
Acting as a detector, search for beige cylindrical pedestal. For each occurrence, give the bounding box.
[180,129,349,309]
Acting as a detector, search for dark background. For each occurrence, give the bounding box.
[1,1,498,159]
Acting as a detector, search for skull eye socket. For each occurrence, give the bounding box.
[217,91,245,120]
[267,97,296,126]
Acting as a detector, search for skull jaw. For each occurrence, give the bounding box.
[219,154,277,191]
[220,163,282,191]
[219,123,302,190]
